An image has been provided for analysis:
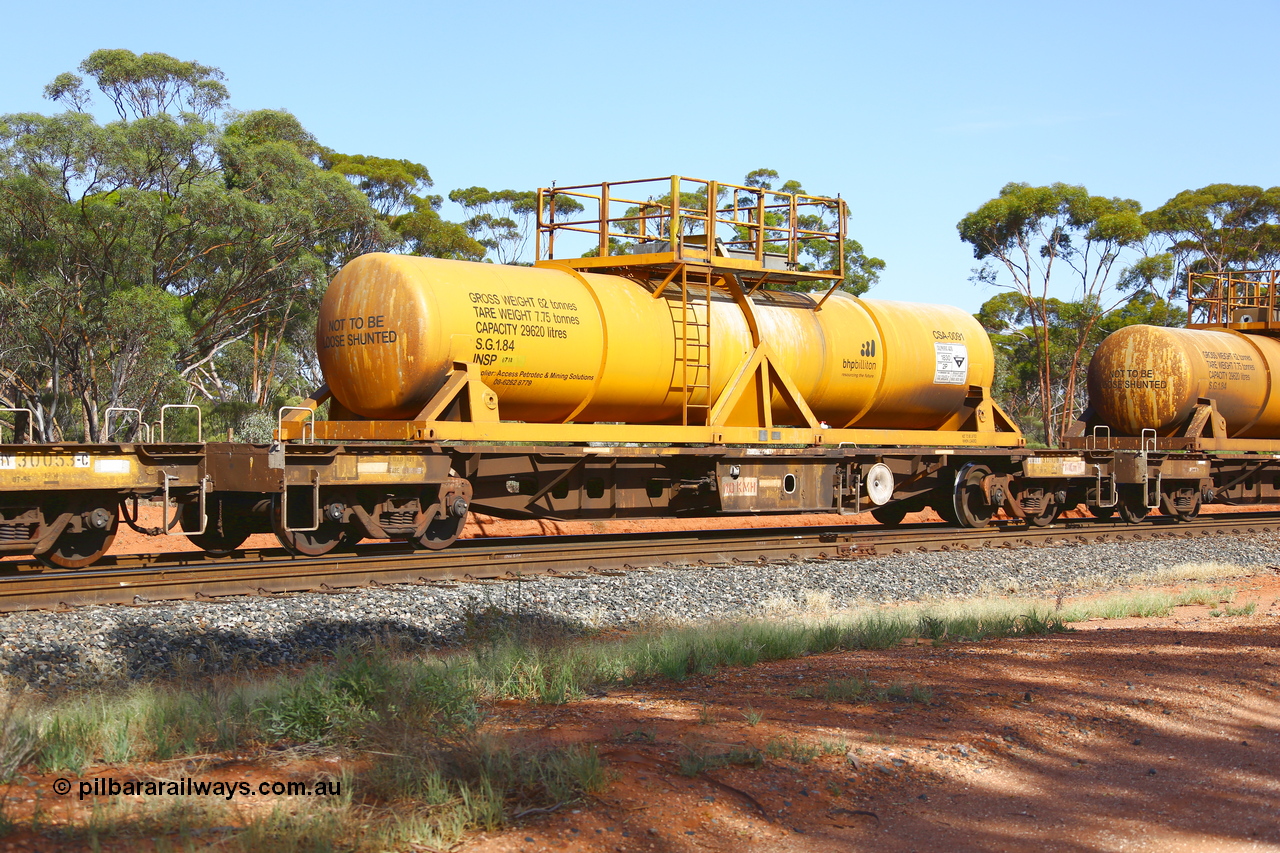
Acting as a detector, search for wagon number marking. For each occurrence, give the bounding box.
[0,453,93,470]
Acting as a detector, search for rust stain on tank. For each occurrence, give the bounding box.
[1090,324,1280,437]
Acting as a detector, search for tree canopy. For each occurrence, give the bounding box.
[958,182,1172,444]
[1143,184,1280,304]
[0,50,478,441]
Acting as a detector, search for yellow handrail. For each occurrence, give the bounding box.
[535,175,845,283]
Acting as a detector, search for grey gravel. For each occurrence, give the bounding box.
[1,532,1277,690]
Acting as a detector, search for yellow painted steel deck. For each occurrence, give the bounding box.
[281,409,1025,447]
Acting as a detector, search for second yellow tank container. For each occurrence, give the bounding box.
[1088,324,1280,437]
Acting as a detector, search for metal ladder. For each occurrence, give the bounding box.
[674,266,713,426]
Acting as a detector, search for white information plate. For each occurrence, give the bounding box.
[934,342,969,385]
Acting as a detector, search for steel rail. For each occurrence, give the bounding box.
[0,513,1276,613]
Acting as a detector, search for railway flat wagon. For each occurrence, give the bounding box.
[8,177,1280,568]
[263,176,1047,555]
[1064,268,1280,521]
[0,408,209,567]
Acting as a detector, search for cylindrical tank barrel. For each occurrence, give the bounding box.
[317,254,995,429]
[1088,324,1280,437]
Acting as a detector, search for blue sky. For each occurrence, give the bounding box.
[3,0,1275,312]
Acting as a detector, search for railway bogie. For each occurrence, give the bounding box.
[193,443,471,557]
[0,442,207,567]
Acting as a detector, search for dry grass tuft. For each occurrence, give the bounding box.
[1130,561,1253,585]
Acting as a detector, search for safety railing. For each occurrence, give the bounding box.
[1188,269,1280,328]
[0,408,34,443]
[159,404,202,443]
[278,406,315,444]
[104,407,153,443]
[536,176,845,283]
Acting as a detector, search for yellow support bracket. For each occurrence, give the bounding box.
[412,361,501,424]
[281,385,332,421]
[708,343,819,430]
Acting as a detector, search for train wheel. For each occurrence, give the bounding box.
[952,463,995,528]
[414,481,471,551]
[183,499,252,557]
[1088,504,1116,520]
[415,515,465,550]
[1025,502,1060,527]
[36,504,119,569]
[271,494,347,557]
[871,501,910,526]
[931,473,961,525]
[1160,488,1201,522]
[1116,485,1150,524]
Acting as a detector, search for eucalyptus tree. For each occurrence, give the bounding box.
[958,182,1169,444]
[0,50,419,439]
[1143,184,1280,305]
[448,187,542,264]
[324,152,484,260]
[0,50,228,438]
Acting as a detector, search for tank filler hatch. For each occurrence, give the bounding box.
[1187,269,1280,334]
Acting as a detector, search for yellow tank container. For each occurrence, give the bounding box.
[317,253,995,429]
[1088,324,1280,437]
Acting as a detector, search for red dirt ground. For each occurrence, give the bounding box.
[455,574,1280,853]
[2,574,1278,852]
[101,501,1276,557]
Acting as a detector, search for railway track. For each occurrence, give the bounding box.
[1,512,1276,613]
